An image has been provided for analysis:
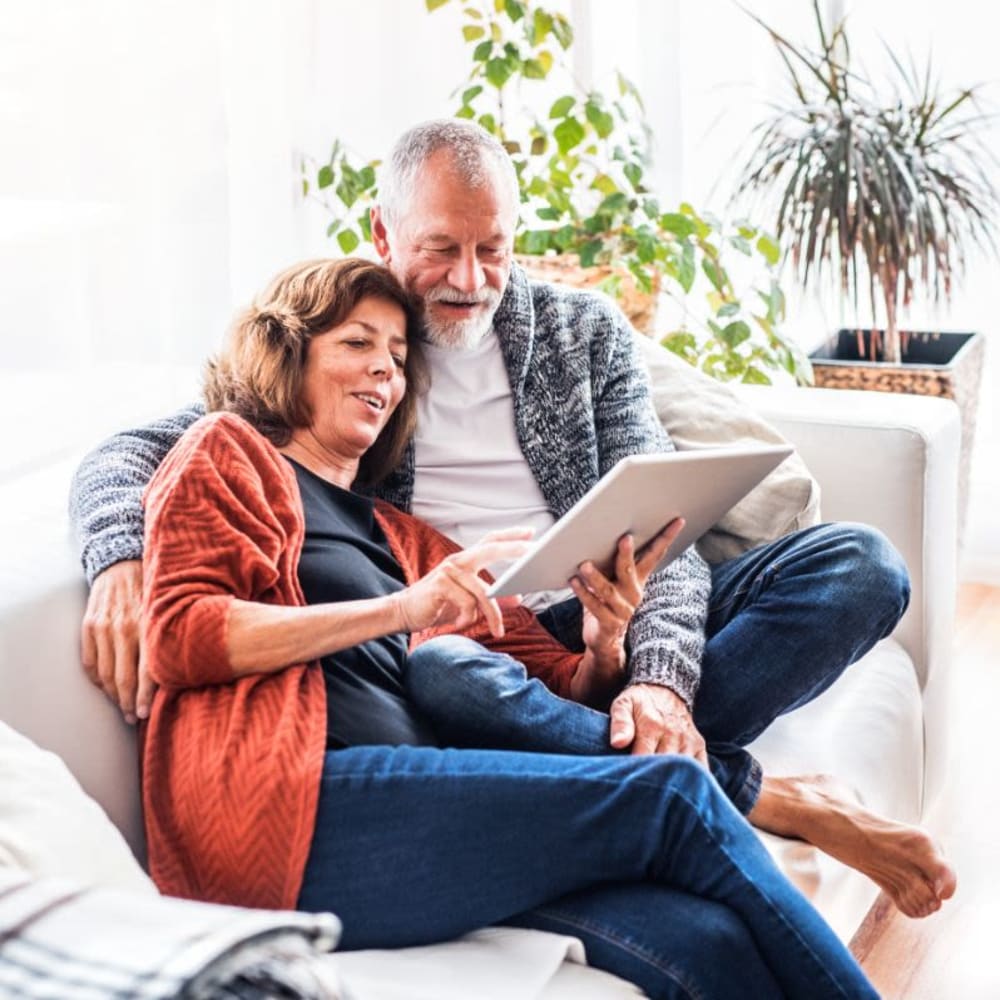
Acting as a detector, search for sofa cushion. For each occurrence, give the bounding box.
[0,722,155,894]
[634,332,821,562]
[748,638,924,940]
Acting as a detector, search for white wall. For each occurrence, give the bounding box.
[582,0,1000,581]
[3,0,998,579]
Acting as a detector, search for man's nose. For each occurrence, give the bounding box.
[448,249,485,294]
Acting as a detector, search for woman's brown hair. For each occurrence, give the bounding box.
[204,258,426,487]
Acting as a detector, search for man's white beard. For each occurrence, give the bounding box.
[421,287,501,350]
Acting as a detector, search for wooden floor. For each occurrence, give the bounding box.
[852,583,1000,998]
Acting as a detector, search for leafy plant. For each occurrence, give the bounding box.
[300,140,379,255]
[735,0,998,364]
[432,0,655,281]
[659,205,811,385]
[300,0,812,385]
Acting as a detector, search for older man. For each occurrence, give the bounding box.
[71,120,953,927]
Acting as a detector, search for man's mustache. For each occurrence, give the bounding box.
[423,286,500,307]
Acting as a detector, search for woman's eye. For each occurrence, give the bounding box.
[392,355,406,369]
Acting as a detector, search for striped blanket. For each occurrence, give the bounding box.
[0,871,345,998]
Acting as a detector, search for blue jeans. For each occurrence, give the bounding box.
[298,745,877,999]
[298,524,901,997]
[412,522,909,815]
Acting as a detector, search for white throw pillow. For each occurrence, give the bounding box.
[633,331,821,563]
[0,722,156,894]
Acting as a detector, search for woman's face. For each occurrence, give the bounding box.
[301,296,408,459]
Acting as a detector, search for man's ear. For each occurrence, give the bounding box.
[371,206,391,262]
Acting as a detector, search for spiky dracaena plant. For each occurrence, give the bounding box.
[736,0,997,363]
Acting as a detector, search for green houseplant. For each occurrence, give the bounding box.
[735,0,997,367]
[735,0,997,525]
[302,0,811,386]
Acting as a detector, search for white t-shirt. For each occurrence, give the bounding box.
[412,330,570,610]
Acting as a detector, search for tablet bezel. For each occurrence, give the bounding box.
[487,444,794,597]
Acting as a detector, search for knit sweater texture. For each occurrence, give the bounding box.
[142,411,582,908]
[71,265,712,704]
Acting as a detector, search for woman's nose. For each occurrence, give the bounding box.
[368,351,393,376]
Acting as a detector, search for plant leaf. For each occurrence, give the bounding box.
[337,230,360,254]
[585,99,615,138]
[578,238,603,266]
[549,95,575,118]
[486,57,513,88]
[553,116,586,154]
[756,233,781,265]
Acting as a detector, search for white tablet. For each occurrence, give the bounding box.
[488,444,794,597]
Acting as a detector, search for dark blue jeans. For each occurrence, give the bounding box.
[299,746,875,999]
[298,523,902,997]
[427,521,908,814]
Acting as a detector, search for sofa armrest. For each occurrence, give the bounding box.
[733,384,960,696]
[0,459,145,863]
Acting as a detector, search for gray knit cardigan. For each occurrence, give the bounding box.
[69,265,711,705]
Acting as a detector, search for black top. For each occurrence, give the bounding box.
[287,458,438,749]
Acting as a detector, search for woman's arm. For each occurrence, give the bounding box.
[226,595,404,676]
[227,527,537,675]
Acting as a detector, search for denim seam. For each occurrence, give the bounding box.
[531,905,704,1000]
[708,561,782,617]
[730,754,764,816]
[669,786,861,1000]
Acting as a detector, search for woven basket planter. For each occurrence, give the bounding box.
[514,254,659,335]
[810,329,984,538]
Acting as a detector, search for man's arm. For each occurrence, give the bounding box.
[589,305,713,757]
[69,404,204,720]
[70,405,205,584]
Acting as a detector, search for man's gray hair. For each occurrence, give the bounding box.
[378,119,520,229]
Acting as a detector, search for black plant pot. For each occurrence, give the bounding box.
[810,329,980,368]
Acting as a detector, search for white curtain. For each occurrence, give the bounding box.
[0,0,471,478]
[3,0,998,579]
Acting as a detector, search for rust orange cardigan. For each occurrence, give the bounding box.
[141,412,581,909]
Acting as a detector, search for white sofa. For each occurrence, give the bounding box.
[0,382,959,996]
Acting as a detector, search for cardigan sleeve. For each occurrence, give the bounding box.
[592,305,712,707]
[69,404,206,584]
[141,414,299,689]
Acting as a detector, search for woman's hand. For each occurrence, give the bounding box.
[569,518,686,706]
[394,528,534,638]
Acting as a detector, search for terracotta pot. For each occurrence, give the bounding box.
[514,253,659,335]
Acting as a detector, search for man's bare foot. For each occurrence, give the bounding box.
[748,774,957,919]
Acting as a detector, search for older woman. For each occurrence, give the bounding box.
[140,257,878,999]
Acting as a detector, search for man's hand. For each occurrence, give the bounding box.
[609,683,708,765]
[80,560,154,724]
[575,520,686,667]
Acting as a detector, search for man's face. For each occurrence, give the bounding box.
[372,151,517,350]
